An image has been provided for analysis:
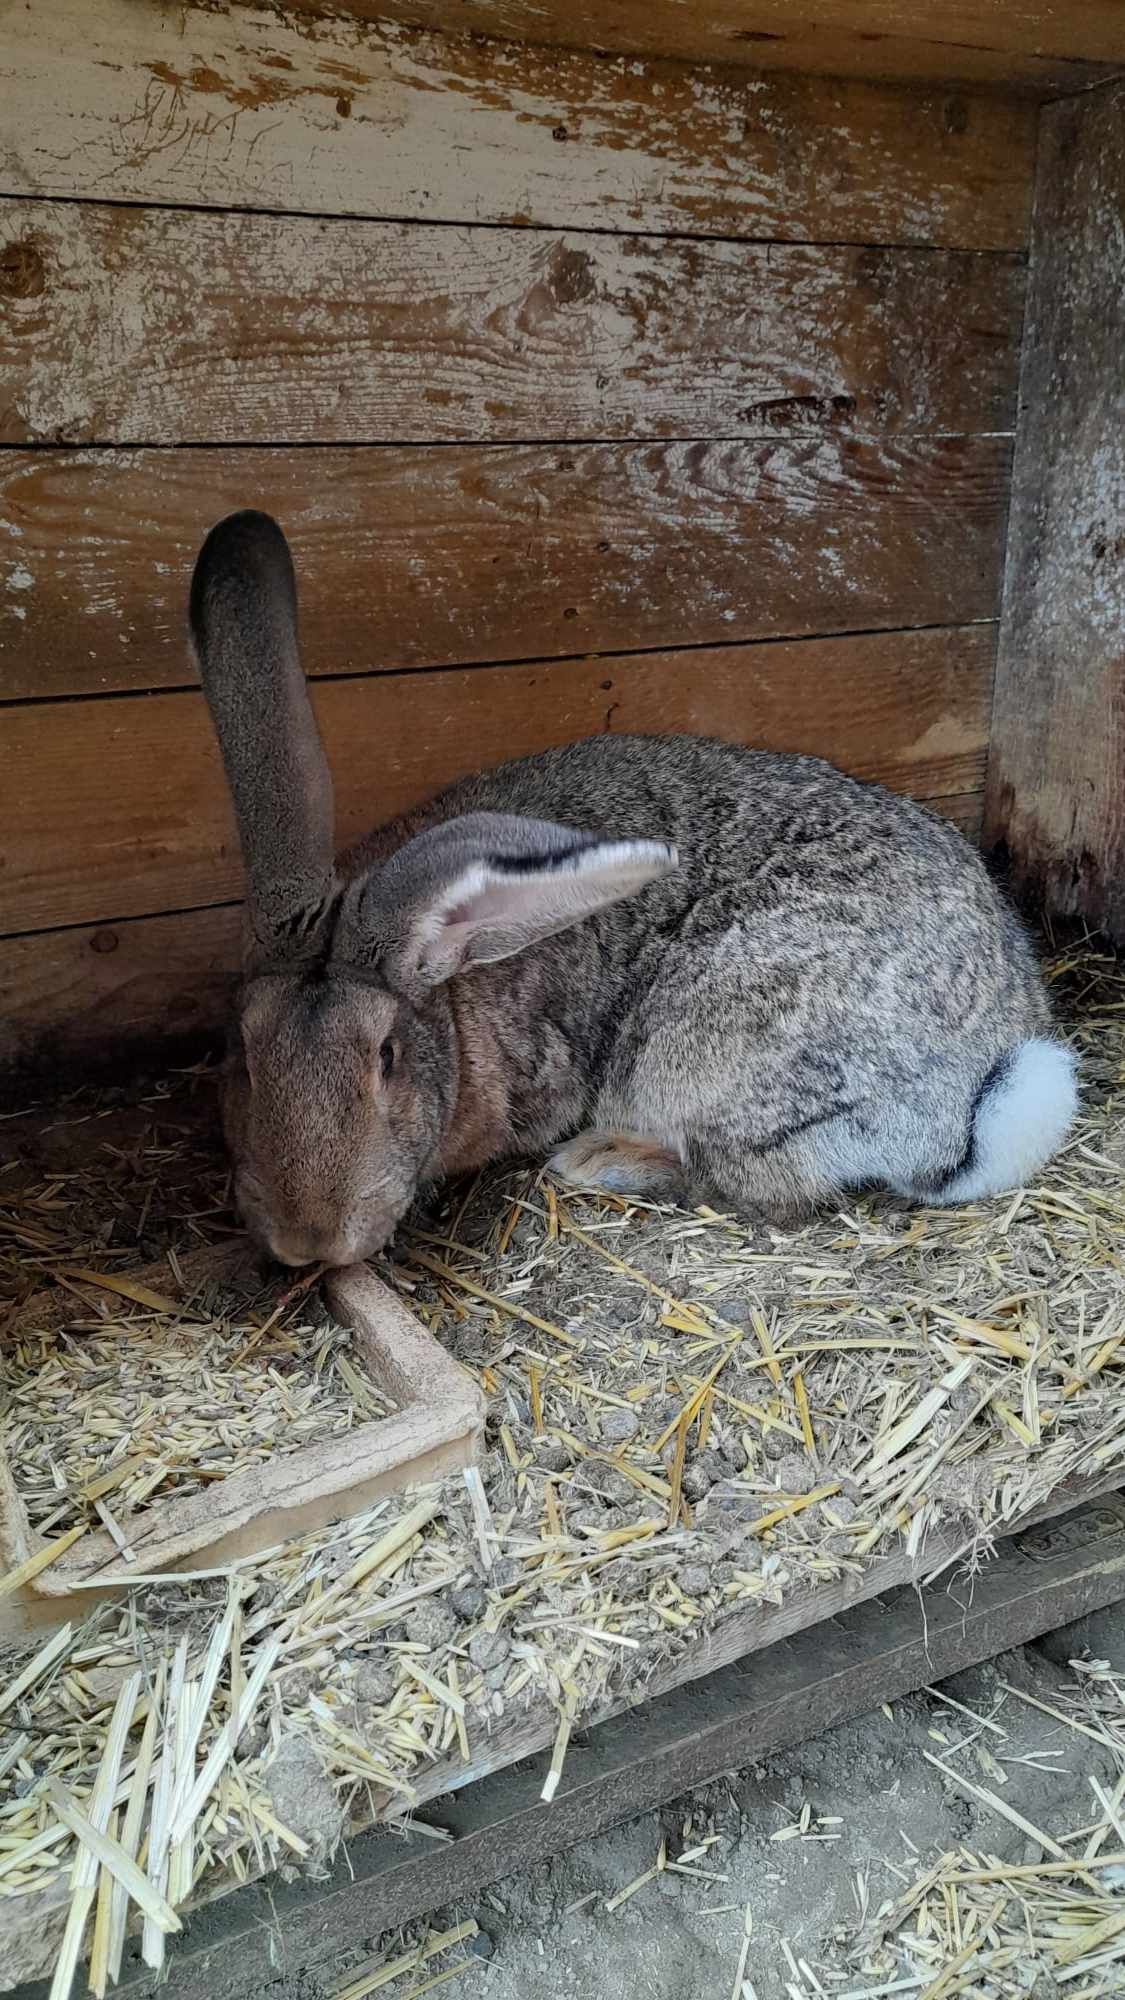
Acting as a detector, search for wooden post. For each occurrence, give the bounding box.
[984,80,1125,937]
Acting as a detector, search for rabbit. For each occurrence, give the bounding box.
[190,509,1077,1270]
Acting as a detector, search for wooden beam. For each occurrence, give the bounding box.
[278,0,1125,92]
[0,626,994,935]
[0,439,1010,702]
[0,906,239,1090]
[0,0,1035,249]
[9,1485,1125,1996]
[0,201,1024,447]
[984,80,1125,940]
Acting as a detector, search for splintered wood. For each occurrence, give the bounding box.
[2,948,1125,1994]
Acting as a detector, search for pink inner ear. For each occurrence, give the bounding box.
[443,878,541,930]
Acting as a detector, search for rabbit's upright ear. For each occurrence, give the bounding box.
[190,511,336,966]
[333,812,677,990]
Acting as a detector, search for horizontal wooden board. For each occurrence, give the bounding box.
[305,0,1125,90]
[0,0,1035,249]
[0,439,1010,701]
[0,905,242,1082]
[0,202,1024,447]
[0,622,992,933]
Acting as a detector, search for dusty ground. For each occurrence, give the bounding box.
[268,1601,1125,2000]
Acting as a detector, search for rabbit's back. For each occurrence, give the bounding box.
[342,731,1056,1205]
[386,731,1046,1045]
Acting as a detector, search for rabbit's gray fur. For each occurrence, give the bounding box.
[191,510,1076,1269]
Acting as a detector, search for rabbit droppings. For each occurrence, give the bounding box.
[190,511,1077,1270]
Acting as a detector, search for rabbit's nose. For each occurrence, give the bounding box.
[268,1231,319,1269]
[269,1229,361,1270]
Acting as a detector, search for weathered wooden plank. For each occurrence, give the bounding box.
[0,627,993,935]
[0,439,1010,701]
[288,0,1125,91]
[0,201,1024,447]
[0,0,1036,249]
[0,906,241,1086]
[984,81,1125,941]
[937,791,983,840]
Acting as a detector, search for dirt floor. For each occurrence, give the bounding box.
[266,1601,1125,2000]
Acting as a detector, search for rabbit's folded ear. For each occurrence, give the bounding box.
[333,812,678,990]
[190,511,337,966]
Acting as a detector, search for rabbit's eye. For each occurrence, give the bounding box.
[380,1040,395,1080]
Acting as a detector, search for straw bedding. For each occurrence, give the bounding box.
[1,944,1124,1994]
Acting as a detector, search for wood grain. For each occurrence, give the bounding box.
[0,439,1010,701]
[0,905,242,1083]
[0,0,1035,249]
[984,82,1125,941]
[289,0,1125,90]
[0,627,993,935]
[0,201,1024,447]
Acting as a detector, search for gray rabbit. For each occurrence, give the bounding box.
[190,511,1076,1269]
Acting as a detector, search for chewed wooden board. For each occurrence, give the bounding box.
[0,1242,484,1621]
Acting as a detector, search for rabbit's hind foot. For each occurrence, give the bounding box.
[547,1130,685,1201]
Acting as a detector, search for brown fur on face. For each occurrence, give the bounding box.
[437,977,522,1175]
[224,973,455,1267]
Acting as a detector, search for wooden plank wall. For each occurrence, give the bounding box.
[0,0,1034,1082]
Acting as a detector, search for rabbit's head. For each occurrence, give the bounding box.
[190,512,675,1267]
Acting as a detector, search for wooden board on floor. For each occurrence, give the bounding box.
[282,0,1125,92]
[7,1481,1125,1995]
[0,441,1010,702]
[0,0,1035,249]
[0,1256,485,1595]
[0,625,993,935]
[983,80,1125,943]
[0,202,1024,447]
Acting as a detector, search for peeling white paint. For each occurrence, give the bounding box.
[7,196,1016,444]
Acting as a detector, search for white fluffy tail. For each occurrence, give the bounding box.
[935,1039,1078,1205]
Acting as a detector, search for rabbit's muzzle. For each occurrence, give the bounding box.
[266,1225,368,1270]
